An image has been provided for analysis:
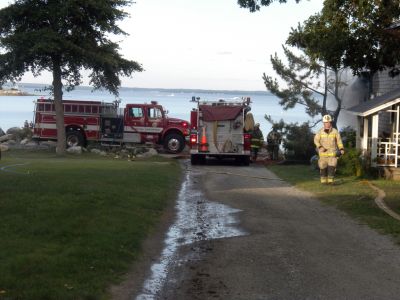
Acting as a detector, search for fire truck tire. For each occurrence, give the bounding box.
[66,131,84,147]
[164,133,185,154]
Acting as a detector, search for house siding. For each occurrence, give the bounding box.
[372,70,400,97]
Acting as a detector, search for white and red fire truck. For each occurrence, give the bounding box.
[33,98,190,153]
[189,98,252,165]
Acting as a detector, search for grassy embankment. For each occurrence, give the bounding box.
[268,164,400,243]
[0,150,181,299]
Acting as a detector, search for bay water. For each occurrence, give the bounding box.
[0,83,311,136]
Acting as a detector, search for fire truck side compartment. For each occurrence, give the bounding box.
[101,117,123,139]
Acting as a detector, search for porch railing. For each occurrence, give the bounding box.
[376,138,399,167]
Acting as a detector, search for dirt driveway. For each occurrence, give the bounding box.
[115,160,400,300]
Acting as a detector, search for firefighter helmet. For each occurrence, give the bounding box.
[322,114,333,123]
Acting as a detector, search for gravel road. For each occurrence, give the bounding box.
[115,160,400,300]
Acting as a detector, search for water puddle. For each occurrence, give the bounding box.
[135,167,246,300]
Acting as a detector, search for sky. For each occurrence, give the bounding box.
[0,0,323,91]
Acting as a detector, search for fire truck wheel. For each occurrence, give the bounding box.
[164,133,185,154]
[66,131,84,147]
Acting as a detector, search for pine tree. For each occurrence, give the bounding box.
[0,0,143,154]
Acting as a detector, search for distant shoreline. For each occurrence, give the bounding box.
[0,89,33,96]
[17,82,271,96]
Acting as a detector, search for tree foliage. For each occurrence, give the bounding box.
[265,118,315,160]
[293,0,400,77]
[0,0,142,154]
[237,0,300,12]
[263,45,346,128]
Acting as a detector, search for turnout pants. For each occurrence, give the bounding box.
[318,156,337,183]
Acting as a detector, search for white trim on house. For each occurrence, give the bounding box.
[352,98,400,117]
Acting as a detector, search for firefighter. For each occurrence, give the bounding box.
[267,129,282,160]
[251,123,264,161]
[314,115,344,184]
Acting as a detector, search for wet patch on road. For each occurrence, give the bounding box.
[136,165,246,300]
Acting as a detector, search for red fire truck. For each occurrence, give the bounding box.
[189,98,252,165]
[32,98,190,153]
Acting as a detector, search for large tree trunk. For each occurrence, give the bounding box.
[52,57,66,155]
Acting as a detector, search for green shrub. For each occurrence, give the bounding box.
[283,123,316,161]
[6,127,32,141]
[340,126,356,148]
[337,148,362,176]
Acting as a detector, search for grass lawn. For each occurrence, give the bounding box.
[0,150,181,299]
[268,164,400,244]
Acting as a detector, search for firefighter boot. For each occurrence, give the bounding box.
[320,167,328,184]
[327,166,336,184]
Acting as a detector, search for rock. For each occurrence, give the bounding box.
[143,148,158,158]
[0,144,9,152]
[91,149,102,154]
[119,151,129,159]
[66,146,82,154]
[0,134,11,142]
[133,147,146,155]
[148,148,158,155]
[6,140,16,145]
[40,141,57,148]
[0,127,5,136]
[99,151,107,156]
[25,141,39,147]
[20,138,29,145]
[6,127,21,135]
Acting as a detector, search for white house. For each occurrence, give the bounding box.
[348,88,400,179]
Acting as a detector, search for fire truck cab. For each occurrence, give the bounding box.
[33,99,190,153]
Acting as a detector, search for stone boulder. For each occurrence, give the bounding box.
[66,146,83,154]
[0,144,9,152]
[25,141,39,147]
[91,149,102,154]
[20,138,29,145]
[40,141,57,148]
[5,140,16,145]
[143,148,158,158]
[0,134,11,142]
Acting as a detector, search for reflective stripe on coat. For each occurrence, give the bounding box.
[314,127,344,157]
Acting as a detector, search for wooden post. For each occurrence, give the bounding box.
[371,114,379,167]
[356,116,362,149]
[362,117,369,153]
[396,105,399,168]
